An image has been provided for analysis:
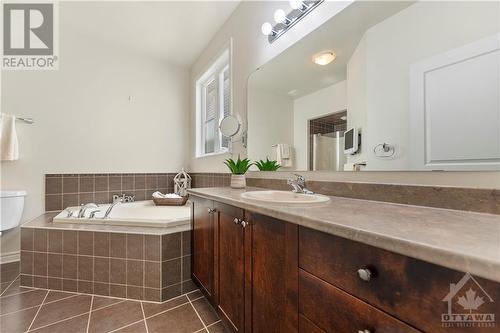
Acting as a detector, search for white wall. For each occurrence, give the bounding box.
[347,1,500,170]
[247,88,293,166]
[0,13,189,260]
[293,81,347,170]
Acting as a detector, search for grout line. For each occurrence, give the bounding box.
[0,274,21,297]
[86,296,93,333]
[187,295,208,331]
[205,320,221,328]
[108,318,145,333]
[25,289,49,332]
[144,299,190,320]
[27,311,90,332]
[140,302,149,333]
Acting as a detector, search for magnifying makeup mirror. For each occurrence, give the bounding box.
[219,115,241,138]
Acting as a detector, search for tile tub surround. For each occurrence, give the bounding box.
[45,173,176,212]
[247,177,500,214]
[188,187,500,284]
[0,262,226,333]
[20,223,194,302]
[45,173,231,212]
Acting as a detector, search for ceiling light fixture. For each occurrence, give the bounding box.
[261,0,324,43]
[313,51,336,65]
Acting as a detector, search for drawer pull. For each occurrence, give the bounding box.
[357,268,373,282]
[358,330,371,333]
[207,208,216,214]
[233,218,240,224]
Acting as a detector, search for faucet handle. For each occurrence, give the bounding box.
[65,209,74,218]
[89,210,100,218]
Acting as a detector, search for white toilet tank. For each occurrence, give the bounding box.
[1,190,27,232]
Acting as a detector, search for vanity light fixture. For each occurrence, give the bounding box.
[313,51,336,65]
[290,0,309,11]
[261,0,323,43]
[274,9,292,25]
[261,22,278,37]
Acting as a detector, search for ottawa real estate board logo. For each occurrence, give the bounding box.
[2,2,58,70]
[442,272,495,328]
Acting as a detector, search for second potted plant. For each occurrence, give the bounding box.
[224,156,253,188]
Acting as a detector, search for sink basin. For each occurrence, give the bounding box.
[240,190,330,205]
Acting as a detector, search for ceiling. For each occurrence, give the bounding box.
[249,1,414,98]
[61,1,240,67]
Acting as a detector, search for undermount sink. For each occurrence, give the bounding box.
[240,190,330,205]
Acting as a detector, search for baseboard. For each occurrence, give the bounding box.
[0,251,20,264]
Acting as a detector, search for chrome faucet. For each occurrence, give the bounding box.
[103,198,122,219]
[77,203,99,218]
[287,174,314,194]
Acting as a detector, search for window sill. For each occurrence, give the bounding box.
[195,151,230,159]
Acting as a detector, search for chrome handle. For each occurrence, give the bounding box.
[233,218,240,225]
[241,220,248,228]
[65,209,73,218]
[357,268,373,282]
[207,208,216,214]
[89,210,100,218]
[358,330,371,333]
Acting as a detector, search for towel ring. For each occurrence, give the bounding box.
[373,143,395,158]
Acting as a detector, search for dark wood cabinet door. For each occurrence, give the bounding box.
[249,213,298,333]
[191,197,214,300]
[215,202,245,332]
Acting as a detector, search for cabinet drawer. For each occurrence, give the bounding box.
[299,269,419,333]
[299,227,500,332]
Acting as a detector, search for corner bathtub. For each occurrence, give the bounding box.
[53,200,190,228]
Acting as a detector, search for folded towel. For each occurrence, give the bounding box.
[0,113,19,161]
[276,144,292,168]
[152,191,182,199]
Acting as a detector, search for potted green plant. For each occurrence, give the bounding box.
[224,156,253,188]
[254,158,281,171]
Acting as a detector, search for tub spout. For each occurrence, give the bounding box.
[103,199,122,219]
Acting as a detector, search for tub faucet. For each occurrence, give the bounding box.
[103,198,122,219]
[77,203,99,218]
[287,174,314,194]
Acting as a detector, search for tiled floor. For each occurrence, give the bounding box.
[1,263,227,333]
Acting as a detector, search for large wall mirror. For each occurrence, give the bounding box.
[247,1,500,171]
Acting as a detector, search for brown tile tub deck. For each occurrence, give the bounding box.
[20,213,193,302]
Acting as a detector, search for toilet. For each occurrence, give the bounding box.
[0,190,26,232]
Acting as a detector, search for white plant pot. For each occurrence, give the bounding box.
[230,174,246,189]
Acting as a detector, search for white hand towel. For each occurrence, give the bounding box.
[0,113,19,161]
[276,144,293,168]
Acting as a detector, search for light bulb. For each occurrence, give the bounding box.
[274,9,287,24]
[261,22,273,36]
[290,0,304,10]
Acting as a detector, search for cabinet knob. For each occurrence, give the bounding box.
[207,208,216,214]
[358,330,371,333]
[233,218,240,224]
[357,268,373,282]
[241,220,248,228]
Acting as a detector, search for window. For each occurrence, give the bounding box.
[196,47,231,157]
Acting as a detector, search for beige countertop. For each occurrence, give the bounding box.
[188,187,500,283]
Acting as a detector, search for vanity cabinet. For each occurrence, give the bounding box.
[191,196,215,301]
[191,195,500,333]
[191,197,297,333]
